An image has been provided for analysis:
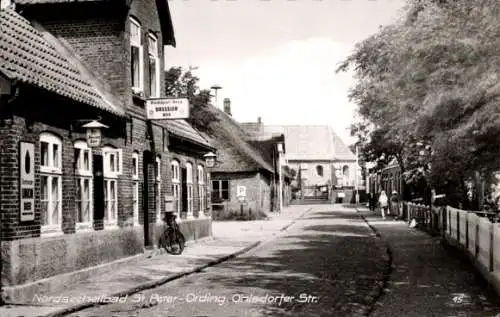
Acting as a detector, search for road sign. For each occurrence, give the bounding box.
[146,98,189,120]
[237,185,246,202]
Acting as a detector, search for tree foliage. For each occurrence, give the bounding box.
[338,0,500,207]
[164,66,219,133]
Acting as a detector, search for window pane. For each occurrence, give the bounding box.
[83,179,90,200]
[74,148,81,170]
[41,176,49,225]
[222,190,229,201]
[41,142,49,167]
[110,154,115,172]
[110,180,116,199]
[213,181,220,191]
[83,150,90,171]
[51,177,59,224]
[132,157,137,176]
[131,46,140,87]
[222,181,229,191]
[149,56,157,97]
[53,144,59,168]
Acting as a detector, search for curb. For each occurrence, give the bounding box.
[41,207,312,317]
[355,208,394,317]
[43,241,261,317]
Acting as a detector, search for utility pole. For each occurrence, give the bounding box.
[355,145,360,204]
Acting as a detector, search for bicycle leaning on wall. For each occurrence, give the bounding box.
[159,212,186,255]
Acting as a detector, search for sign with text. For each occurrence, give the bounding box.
[237,185,246,202]
[146,98,189,120]
[20,142,35,221]
[86,128,102,148]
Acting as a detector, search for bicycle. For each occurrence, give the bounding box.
[159,213,186,255]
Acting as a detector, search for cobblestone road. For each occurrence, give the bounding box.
[66,205,388,317]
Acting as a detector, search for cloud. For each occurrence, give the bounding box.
[196,37,358,145]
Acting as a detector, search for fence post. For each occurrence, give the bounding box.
[490,222,494,272]
[465,212,469,250]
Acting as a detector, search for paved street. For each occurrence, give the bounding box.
[66,205,388,317]
[359,207,500,317]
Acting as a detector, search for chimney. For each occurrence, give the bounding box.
[257,117,261,124]
[223,98,231,116]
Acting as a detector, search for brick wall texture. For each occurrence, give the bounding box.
[0,0,212,289]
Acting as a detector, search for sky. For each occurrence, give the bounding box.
[165,0,407,146]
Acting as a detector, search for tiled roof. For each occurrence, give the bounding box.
[162,119,213,149]
[200,108,274,174]
[331,130,356,161]
[0,9,124,116]
[258,125,356,162]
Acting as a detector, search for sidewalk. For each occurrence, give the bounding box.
[0,205,312,317]
[357,206,500,317]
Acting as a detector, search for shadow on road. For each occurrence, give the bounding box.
[201,209,386,317]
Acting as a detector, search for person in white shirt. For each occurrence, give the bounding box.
[379,190,389,220]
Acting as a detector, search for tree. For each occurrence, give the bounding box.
[338,0,500,208]
[164,66,219,132]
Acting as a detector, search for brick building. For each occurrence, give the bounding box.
[200,104,290,216]
[0,0,214,302]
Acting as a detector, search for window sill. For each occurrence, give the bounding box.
[41,226,64,238]
[76,223,93,232]
[104,223,119,230]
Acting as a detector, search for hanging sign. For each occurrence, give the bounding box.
[146,98,189,120]
[86,128,102,148]
[20,142,35,221]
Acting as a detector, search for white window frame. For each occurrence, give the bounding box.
[103,146,123,178]
[148,32,161,98]
[197,165,205,216]
[104,179,118,228]
[40,133,63,236]
[186,163,194,217]
[156,156,162,223]
[130,17,144,93]
[171,160,180,216]
[132,151,139,226]
[74,141,93,231]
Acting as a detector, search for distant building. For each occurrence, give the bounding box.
[199,105,290,216]
[241,120,361,202]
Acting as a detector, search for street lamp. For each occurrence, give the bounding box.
[210,85,222,109]
[277,143,284,213]
[204,152,216,168]
[204,152,217,218]
[81,120,108,148]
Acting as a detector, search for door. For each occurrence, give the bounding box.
[92,154,104,229]
[181,167,187,215]
[142,151,154,247]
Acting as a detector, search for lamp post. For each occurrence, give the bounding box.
[277,143,283,213]
[204,151,217,218]
[210,85,222,109]
[355,145,360,204]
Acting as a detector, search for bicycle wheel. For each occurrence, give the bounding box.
[159,228,174,253]
[168,230,185,255]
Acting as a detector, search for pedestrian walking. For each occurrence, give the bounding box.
[390,190,399,219]
[379,190,388,219]
[369,192,376,212]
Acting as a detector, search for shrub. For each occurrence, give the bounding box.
[212,206,269,221]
